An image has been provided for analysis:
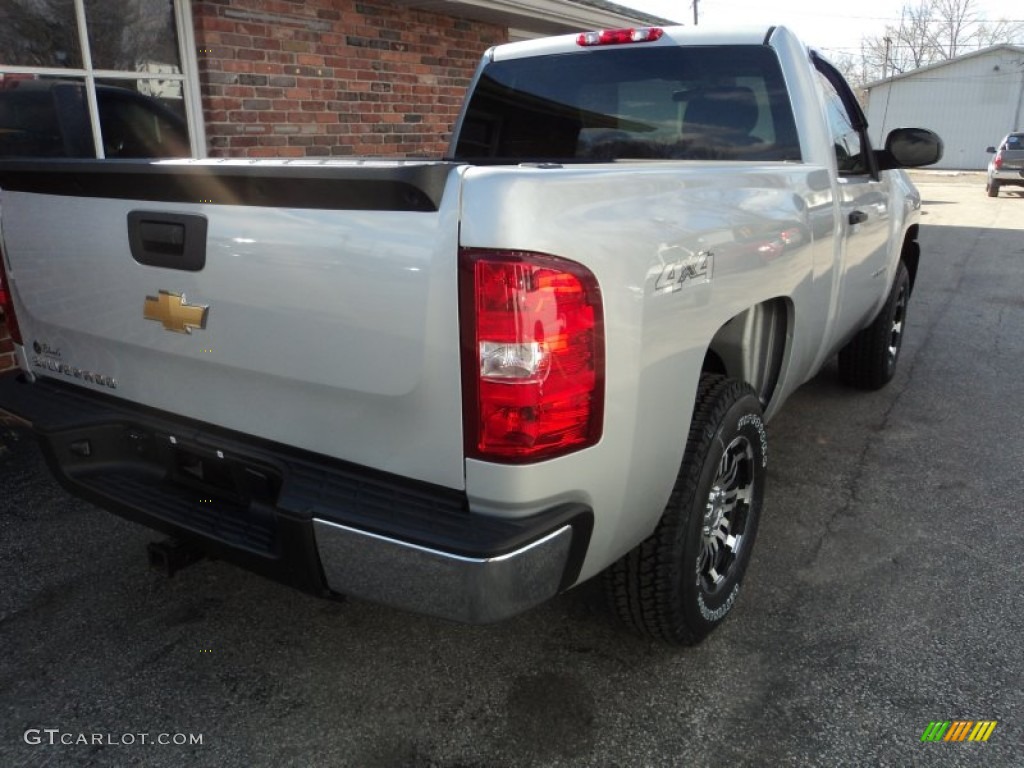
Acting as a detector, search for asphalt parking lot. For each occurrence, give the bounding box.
[1,171,1022,767]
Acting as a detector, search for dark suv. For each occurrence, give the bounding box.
[986,132,1024,197]
[0,78,189,158]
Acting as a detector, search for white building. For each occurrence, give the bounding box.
[865,45,1024,170]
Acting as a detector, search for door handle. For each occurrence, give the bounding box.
[139,221,185,254]
[848,210,869,225]
[128,211,208,271]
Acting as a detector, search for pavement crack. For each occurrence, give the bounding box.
[806,222,982,567]
[137,635,184,669]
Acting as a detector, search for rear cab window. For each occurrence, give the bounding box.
[1002,134,1024,151]
[453,45,801,163]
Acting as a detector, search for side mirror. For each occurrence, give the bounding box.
[986,146,997,154]
[876,127,943,170]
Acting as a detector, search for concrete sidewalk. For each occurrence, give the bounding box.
[907,168,986,185]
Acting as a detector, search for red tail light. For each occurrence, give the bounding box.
[460,249,604,462]
[993,152,1004,170]
[0,242,23,346]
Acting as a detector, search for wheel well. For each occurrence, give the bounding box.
[902,224,920,294]
[702,298,790,408]
[701,349,728,376]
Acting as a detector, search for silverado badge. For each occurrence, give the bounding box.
[143,290,209,334]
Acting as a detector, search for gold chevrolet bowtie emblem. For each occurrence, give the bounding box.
[143,290,209,334]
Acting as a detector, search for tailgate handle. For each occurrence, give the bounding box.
[128,211,208,272]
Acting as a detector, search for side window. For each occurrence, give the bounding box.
[815,71,865,174]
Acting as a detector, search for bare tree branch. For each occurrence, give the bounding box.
[856,0,1024,83]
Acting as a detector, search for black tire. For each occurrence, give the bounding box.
[604,374,766,645]
[837,261,910,390]
[987,180,999,197]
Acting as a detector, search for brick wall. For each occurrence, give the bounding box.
[192,0,507,158]
[0,318,14,372]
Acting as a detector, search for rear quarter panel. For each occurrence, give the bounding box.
[460,162,834,579]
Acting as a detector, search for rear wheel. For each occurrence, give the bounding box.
[838,261,910,390]
[604,374,766,645]
[987,179,1000,197]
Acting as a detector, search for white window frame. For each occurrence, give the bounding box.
[0,0,206,157]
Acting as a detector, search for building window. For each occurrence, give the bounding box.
[0,0,204,157]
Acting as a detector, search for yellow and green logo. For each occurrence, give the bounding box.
[921,721,997,742]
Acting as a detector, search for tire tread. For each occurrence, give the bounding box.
[605,374,758,645]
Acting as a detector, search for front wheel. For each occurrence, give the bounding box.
[837,261,911,390]
[604,374,766,645]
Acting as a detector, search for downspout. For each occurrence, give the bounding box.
[1014,60,1024,129]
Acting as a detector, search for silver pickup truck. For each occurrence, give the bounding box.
[0,25,941,644]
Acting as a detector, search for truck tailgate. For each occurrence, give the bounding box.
[0,159,466,489]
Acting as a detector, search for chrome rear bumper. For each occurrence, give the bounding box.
[314,520,574,623]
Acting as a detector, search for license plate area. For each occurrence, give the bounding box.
[170,444,280,508]
[49,422,284,555]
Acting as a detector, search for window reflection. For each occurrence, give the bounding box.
[0,76,93,157]
[95,78,189,157]
[0,0,83,68]
[0,0,192,158]
[84,0,182,73]
[0,76,189,158]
